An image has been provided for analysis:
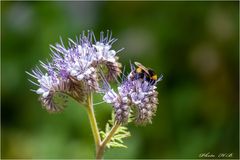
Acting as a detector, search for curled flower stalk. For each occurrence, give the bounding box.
[103,63,163,125]
[27,30,162,159]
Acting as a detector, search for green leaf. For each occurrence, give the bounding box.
[106,123,110,132]
[100,111,131,149]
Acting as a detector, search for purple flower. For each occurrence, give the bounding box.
[103,88,130,124]
[128,80,159,124]
[103,63,162,124]
[51,30,122,83]
[26,64,70,112]
[27,31,123,112]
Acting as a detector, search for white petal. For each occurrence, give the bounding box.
[92,74,97,78]
[104,45,111,51]
[89,67,95,72]
[42,91,49,98]
[77,74,84,80]
[36,88,45,94]
[103,95,112,103]
[78,45,83,52]
[138,92,145,99]
[88,80,92,84]
[85,69,91,75]
[109,89,118,98]
[108,50,116,56]
[94,43,104,51]
[122,97,128,103]
[116,109,122,114]
[107,57,115,63]
[70,70,78,76]
[95,52,102,59]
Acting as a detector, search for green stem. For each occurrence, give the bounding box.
[86,93,101,153]
[85,93,120,159]
[96,123,120,159]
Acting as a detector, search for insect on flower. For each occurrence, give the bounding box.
[103,62,163,124]
[128,62,158,85]
[26,30,164,159]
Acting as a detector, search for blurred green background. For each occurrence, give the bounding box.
[1,1,239,159]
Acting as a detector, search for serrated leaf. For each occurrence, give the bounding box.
[108,142,128,148]
[115,138,123,143]
[114,134,127,139]
[106,123,110,132]
[100,111,131,149]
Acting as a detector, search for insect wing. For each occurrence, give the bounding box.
[134,62,149,75]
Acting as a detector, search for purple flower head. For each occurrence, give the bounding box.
[27,31,123,112]
[26,64,70,112]
[103,84,130,124]
[128,80,159,124]
[103,63,163,124]
[52,31,122,83]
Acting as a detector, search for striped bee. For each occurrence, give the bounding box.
[129,62,158,85]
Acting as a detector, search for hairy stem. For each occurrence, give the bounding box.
[96,123,120,159]
[86,93,101,154]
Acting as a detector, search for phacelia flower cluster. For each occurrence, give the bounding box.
[27,31,122,112]
[27,30,162,126]
[103,64,163,125]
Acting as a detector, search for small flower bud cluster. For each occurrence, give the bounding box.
[103,89,130,123]
[27,31,123,112]
[129,80,159,124]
